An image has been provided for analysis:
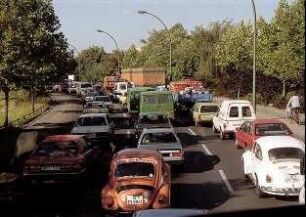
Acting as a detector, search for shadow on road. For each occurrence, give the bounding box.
[177,132,205,146]
[49,98,83,106]
[182,151,220,173]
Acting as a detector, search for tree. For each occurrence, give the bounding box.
[122,44,141,69]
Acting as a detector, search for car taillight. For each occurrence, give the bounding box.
[158,194,167,204]
[104,196,114,207]
[266,175,272,183]
[23,164,39,173]
[172,150,183,157]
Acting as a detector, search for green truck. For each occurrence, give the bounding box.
[127,87,155,114]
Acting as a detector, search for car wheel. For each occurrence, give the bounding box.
[235,139,241,149]
[255,175,266,198]
[220,130,226,140]
[242,159,249,180]
[212,124,218,133]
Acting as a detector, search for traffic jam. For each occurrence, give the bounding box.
[1,78,305,215]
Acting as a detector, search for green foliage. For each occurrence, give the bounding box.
[122,44,142,68]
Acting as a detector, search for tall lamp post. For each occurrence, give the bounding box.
[97,29,120,75]
[67,42,81,79]
[251,0,257,114]
[138,10,172,86]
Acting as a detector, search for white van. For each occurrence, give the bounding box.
[112,81,135,99]
[212,100,256,140]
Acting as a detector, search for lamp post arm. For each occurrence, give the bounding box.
[251,0,257,114]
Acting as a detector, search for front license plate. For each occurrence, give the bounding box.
[41,166,61,171]
[126,195,143,205]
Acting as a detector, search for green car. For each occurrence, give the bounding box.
[191,101,219,126]
[126,87,155,114]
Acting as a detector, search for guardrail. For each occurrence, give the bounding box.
[8,104,50,127]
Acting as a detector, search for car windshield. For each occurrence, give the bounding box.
[115,162,155,178]
[138,114,169,125]
[141,132,177,144]
[81,83,91,88]
[34,141,78,157]
[268,148,304,161]
[255,123,292,136]
[76,116,107,126]
[200,105,219,113]
[95,96,110,102]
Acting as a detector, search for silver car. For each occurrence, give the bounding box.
[137,128,184,166]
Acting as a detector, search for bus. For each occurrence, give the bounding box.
[126,87,155,114]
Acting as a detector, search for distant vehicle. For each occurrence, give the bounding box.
[139,91,175,119]
[191,101,219,126]
[71,113,114,141]
[133,208,208,217]
[53,84,62,92]
[155,85,168,91]
[212,100,256,140]
[93,95,113,106]
[169,80,203,94]
[108,112,134,139]
[68,82,77,94]
[174,92,213,113]
[103,76,126,92]
[101,149,171,214]
[137,128,184,166]
[84,91,99,102]
[22,135,93,185]
[235,119,293,149]
[82,101,109,114]
[127,87,155,114]
[112,81,135,99]
[134,112,173,139]
[242,136,305,197]
[76,82,92,96]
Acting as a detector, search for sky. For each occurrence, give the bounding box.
[53,0,281,53]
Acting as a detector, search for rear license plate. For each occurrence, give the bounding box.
[41,166,61,171]
[126,195,143,205]
[285,174,300,182]
[87,133,96,138]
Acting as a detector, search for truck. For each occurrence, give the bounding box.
[102,76,127,92]
[127,87,155,114]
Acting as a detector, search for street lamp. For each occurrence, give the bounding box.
[97,29,120,75]
[67,42,81,79]
[251,0,257,114]
[138,10,172,86]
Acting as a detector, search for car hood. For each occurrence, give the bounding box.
[138,143,181,151]
[71,126,110,134]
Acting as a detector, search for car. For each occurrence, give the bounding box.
[68,82,77,94]
[22,135,94,185]
[242,136,305,197]
[235,119,293,149]
[84,91,99,102]
[101,148,171,214]
[109,112,134,139]
[82,101,109,114]
[137,128,184,166]
[71,113,114,141]
[134,112,173,139]
[212,100,256,140]
[191,101,219,126]
[93,95,113,107]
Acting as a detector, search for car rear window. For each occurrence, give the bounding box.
[76,117,107,126]
[34,141,78,157]
[116,162,155,178]
[95,96,111,102]
[229,106,239,117]
[200,105,219,113]
[255,123,292,136]
[268,148,304,161]
[141,132,177,144]
[242,106,252,117]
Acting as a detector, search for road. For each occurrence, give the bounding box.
[1,93,302,216]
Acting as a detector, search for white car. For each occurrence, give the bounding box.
[137,128,184,166]
[71,113,114,141]
[242,136,305,197]
[93,95,113,107]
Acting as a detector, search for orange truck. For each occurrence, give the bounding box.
[169,80,203,93]
[102,76,127,92]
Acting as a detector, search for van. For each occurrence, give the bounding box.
[212,100,256,140]
[127,87,155,114]
[112,81,135,99]
[139,91,175,119]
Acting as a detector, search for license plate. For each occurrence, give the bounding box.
[87,133,96,138]
[41,166,61,171]
[285,174,300,182]
[126,195,143,205]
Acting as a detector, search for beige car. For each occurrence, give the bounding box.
[191,102,219,126]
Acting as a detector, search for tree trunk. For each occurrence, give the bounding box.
[3,89,9,127]
[31,90,35,114]
[282,80,286,97]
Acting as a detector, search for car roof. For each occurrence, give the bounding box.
[79,113,107,118]
[43,135,84,142]
[222,100,251,104]
[142,128,175,134]
[256,136,305,151]
[114,148,163,162]
[195,102,219,106]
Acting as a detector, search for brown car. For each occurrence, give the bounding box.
[101,148,171,214]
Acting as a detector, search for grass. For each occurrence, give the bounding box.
[0,89,49,126]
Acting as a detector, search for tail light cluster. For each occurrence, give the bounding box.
[171,149,184,157]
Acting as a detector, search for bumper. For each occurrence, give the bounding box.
[163,157,184,165]
[261,186,301,196]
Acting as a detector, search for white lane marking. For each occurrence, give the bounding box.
[218,170,234,193]
[188,128,197,136]
[201,144,212,156]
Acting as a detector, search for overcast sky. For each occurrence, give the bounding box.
[53,0,281,53]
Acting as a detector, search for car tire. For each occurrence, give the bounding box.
[255,175,266,198]
[235,139,241,149]
[212,124,218,133]
[220,129,226,140]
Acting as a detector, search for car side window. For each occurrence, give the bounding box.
[242,106,252,117]
[229,106,239,117]
[255,145,263,160]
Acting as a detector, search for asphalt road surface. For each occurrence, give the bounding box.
[1,93,302,216]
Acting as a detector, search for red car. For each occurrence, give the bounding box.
[234,119,293,149]
[101,148,171,214]
[23,135,94,185]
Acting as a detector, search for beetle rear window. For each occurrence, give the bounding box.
[200,105,219,113]
[116,162,155,178]
[268,148,304,161]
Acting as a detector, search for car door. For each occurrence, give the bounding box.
[237,121,250,148]
[243,141,259,176]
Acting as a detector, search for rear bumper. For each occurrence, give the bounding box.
[261,186,301,196]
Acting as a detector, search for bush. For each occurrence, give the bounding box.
[241,93,264,105]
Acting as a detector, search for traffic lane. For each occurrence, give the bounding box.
[171,127,231,211]
[189,126,300,213]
